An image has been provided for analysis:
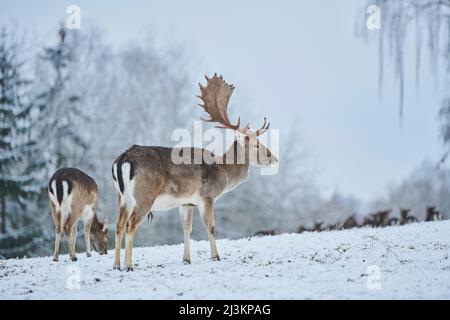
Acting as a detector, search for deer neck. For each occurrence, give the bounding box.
[220,140,250,188]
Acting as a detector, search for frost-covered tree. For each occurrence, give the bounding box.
[359,0,450,118]
[34,26,88,169]
[0,28,36,235]
[0,25,93,258]
[369,161,450,219]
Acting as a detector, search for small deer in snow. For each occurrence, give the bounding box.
[400,208,417,225]
[253,229,278,237]
[48,168,109,261]
[374,209,391,227]
[324,222,341,231]
[426,206,441,222]
[342,214,359,229]
[112,74,278,271]
[298,222,323,233]
[387,216,400,226]
[362,215,376,228]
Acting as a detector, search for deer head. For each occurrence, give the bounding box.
[91,217,109,255]
[197,74,277,167]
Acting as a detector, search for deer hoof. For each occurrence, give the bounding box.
[183,259,191,265]
[126,266,134,272]
[212,256,221,261]
[113,265,121,271]
[70,256,78,262]
[53,256,59,262]
[86,253,92,258]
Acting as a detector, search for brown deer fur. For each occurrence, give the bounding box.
[48,168,109,262]
[112,74,277,271]
[426,206,441,222]
[342,215,359,229]
[400,208,417,225]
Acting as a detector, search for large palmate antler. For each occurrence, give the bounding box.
[197,73,270,136]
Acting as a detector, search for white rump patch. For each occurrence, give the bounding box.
[112,163,120,193]
[121,162,136,214]
[48,180,72,221]
[48,180,58,208]
[60,181,73,220]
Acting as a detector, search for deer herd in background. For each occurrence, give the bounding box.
[254,206,443,237]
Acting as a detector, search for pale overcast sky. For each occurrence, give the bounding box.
[0,0,445,201]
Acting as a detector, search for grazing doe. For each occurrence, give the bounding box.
[297,222,323,233]
[253,229,278,237]
[342,214,359,229]
[374,209,391,227]
[311,222,323,232]
[324,222,341,231]
[112,74,278,271]
[362,215,376,228]
[426,206,441,222]
[48,168,109,261]
[400,208,417,225]
[387,217,400,226]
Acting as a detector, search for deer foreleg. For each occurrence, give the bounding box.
[113,205,128,269]
[200,199,220,261]
[179,206,194,264]
[52,208,62,262]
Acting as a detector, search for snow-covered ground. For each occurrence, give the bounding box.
[1,220,450,299]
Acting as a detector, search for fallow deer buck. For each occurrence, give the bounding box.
[112,74,278,271]
[48,168,109,262]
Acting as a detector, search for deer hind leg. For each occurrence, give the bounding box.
[200,199,220,261]
[124,199,154,271]
[179,206,194,264]
[83,214,93,258]
[51,203,62,262]
[113,204,128,269]
[64,215,78,262]
[70,224,78,261]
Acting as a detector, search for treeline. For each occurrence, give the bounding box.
[2,22,448,259]
[0,24,195,258]
[0,23,315,258]
[0,26,87,257]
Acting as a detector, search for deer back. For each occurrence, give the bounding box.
[48,167,98,217]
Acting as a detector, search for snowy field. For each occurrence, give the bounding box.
[1,220,450,299]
